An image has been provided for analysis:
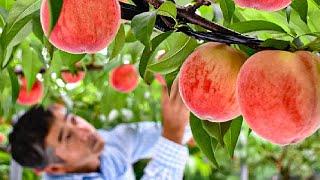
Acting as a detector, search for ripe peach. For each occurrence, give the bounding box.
[61,71,85,84]
[17,77,44,106]
[40,0,121,54]
[179,42,247,122]
[234,0,291,11]
[237,51,320,145]
[0,133,5,144]
[109,64,139,93]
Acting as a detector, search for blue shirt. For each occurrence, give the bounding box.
[43,122,190,180]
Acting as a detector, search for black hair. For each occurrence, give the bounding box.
[9,106,55,168]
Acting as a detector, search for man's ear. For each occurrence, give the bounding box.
[43,164,67,174]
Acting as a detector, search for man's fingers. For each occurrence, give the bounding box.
[170,78,179,100]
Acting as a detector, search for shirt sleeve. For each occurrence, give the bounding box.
[141,137,189,180]
[106,122,163,163]
[106,122,192,164]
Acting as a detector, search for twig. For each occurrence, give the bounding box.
[120,1,265,49]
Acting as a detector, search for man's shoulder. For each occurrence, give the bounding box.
[43,172,104,180]
[98,121,161,133]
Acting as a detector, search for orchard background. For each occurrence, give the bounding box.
[1,0,320,179]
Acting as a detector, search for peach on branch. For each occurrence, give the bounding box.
[0,133,5,144]
[17,77,44,106]
[40,0,121,54]
[109,64,139,93]
[179,42,247,122]
[61,71,85,84]
[234,0,291,11]
[237,51,320,145]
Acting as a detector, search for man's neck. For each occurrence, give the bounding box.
[67,157,101,174]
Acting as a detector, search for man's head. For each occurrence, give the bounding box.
[9,104,105,174]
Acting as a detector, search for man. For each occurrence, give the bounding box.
[9,80,191,179]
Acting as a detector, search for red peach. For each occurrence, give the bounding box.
[40,0,121,54]
[234,0,291,11]
[109,64,139,93]
[17,78,44,106]
[61,71,85,84]
[237,51,320,145]
[179,42,247,122]
[0,133,5,144]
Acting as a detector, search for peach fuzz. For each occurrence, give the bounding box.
[237,51,320,145]
[40,0,121,54]
[234,0,291,11]
[179,42,247,122]
[109,64,139,93]
[17,78,44,106]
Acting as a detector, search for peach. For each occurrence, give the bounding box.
[179,42,247,122]
[109,64,139,93]
[40,0,121,54]
[237,51,320,145]
[234,0,291,11]
[0,133,5,144]
[61,71,85,84]
[17,77,44,106]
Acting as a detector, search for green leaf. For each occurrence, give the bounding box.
[49,50,63,74]
[1,0,40,47]
[210,137,219,152]
[157,1,177,20]
[305,37,320,51]
[58,50,85,68]
[0,7,8,27]
[291,0,308,23]
[261,38,291,50]
[229,20,286,33]
[219,0,235,24]
[21,42,43,91]
[109,24,125,60]
[198,5,214,21]
[0,0,40,67]
[224,116,243,158]
[313,0,320,6]
[131,11,157,48]
[147,33,198,74]
[139,31,172,83]
[1,45,14,68]
[47,0,63,35]
[190,113,219,168]
[0,0,15,10]
[32,13,44,41]
[7,67,19,103]
[202,120,232,146]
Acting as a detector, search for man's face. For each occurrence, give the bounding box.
[45,104,105,173]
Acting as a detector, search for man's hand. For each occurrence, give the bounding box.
[161,78,190,144]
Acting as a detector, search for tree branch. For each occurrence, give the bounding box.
[120,1,265,49]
